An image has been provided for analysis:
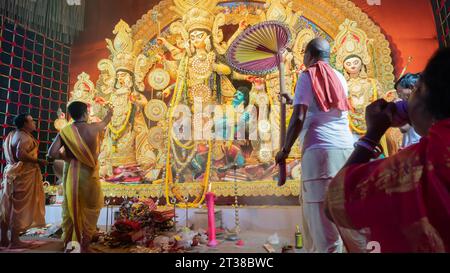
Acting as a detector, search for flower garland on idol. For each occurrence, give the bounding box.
[108,101,134,153]
[164,54,212,208]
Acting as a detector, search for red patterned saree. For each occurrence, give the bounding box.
[326,119,450,252]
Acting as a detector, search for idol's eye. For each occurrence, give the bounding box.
[354,60,360,65]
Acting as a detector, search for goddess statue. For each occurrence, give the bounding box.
[67,72,103,122]
[333,20,389,147]
[333,20,383,137]
[333,19,402,156]
[95,20,158,179]
[157,1,246,106]
[154,0,248,184]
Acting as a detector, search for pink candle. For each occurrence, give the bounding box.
[206,191,218,247]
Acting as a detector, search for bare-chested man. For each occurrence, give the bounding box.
[1,113,48,248]
[48,101,112,252]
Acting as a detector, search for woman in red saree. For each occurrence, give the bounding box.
[325,48,450,252]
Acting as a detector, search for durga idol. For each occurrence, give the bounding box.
[157,3,246,106]
[155,0,246,184]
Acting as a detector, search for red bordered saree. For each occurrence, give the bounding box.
[327,119,450,252]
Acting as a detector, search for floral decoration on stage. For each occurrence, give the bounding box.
[102,198,175,248]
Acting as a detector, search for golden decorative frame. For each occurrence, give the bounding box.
[45,180,300,198]
[88,0,395,198]
[132,0,395,92]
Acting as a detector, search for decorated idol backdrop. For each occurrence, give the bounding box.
[60,0,433,205]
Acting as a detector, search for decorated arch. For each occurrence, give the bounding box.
[59,0,397,205]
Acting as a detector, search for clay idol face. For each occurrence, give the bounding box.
[190,30,207,49]
[116,71,133,88]
[344,56,363,76]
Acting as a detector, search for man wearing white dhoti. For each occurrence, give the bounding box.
[276,38,368,253]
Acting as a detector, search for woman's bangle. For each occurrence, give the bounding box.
[354,138,384,159]
[360,136,379,146]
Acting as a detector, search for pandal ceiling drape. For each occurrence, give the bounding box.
[0,0,85,44]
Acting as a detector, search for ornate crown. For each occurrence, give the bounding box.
[98,20,153,93]
[293,28,316,66]
[106,20,144,72]
[265,0,302,31]
[69,72,95,105]
[333,19,372,71]
[170,0,218,33]
[113,52,135,72]
[184,7,215,33]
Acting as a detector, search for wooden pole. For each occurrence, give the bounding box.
[278,55,287,186]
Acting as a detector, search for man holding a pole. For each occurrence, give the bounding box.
[275,38,366,253]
